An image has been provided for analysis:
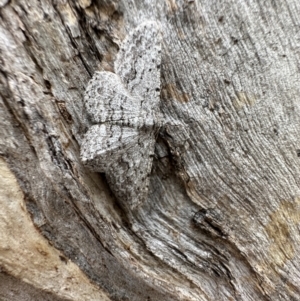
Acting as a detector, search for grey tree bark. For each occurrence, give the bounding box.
[1,0,300,300]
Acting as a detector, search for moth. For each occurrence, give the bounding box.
[80,21,162,210]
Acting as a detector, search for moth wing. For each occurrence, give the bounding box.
[115,21,162,111]
[80,124,141,172]
[84,71,144,123]
[105,131,156,210]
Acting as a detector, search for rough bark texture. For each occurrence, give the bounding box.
[1,0,300,300]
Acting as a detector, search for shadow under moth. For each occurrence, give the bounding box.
[80,21,162,210]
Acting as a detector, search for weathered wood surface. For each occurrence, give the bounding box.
[1,0,300,300]
[0,272,71,301]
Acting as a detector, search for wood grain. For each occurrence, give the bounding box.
[1,0,300,300]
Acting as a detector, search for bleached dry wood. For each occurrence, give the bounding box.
[0,158,110,301]
[1,0,300,300]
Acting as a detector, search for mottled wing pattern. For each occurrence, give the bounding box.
[84,71,144,124]
[115,21,162,111]
[80,21,161,210]
[80,124,141,172]
[106,132,156,208]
